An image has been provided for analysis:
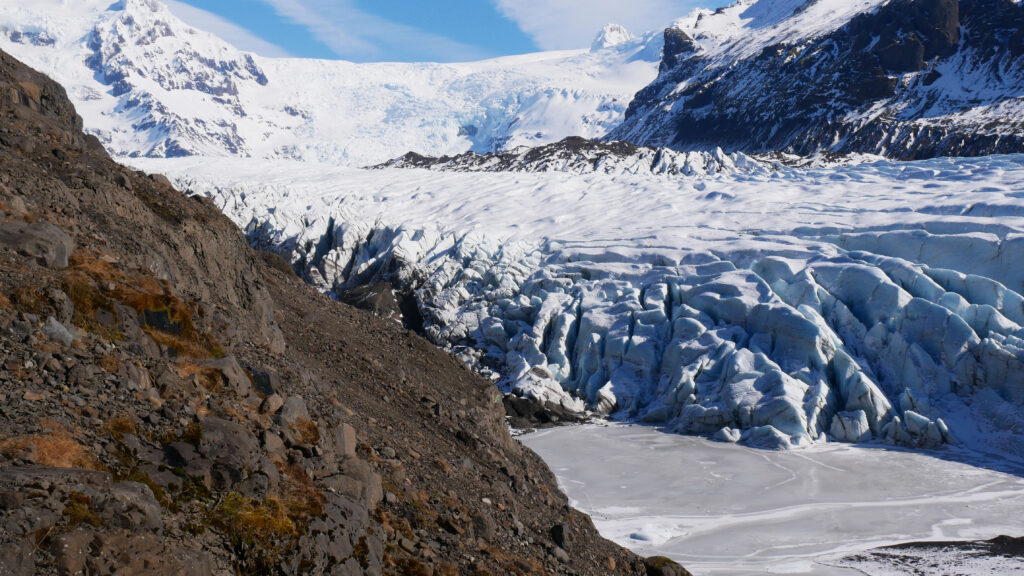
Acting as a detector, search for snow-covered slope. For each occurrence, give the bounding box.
[0,0,661,165]
[132,154,1024,460]
[612,0,1024,160]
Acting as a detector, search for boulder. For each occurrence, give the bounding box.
[49,529,93,576]
[645,556,692,576]
[0,220,73,268]
[713,427,741,443]
[259,393,284,415]
[105,482,163,531]
[114,304,161,359]
[279,396,310,427]
[47,288,73,324]
[42,316,75,347]
[198,417,260,484]
[324,457,382,509]
[252,370,280,396]
[200,356,254,399]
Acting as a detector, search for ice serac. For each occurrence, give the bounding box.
[156,154,1024,457]
[0,0,662,165]
[612,0,1024,160]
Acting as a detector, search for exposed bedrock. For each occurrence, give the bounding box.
[613,0,1024,160]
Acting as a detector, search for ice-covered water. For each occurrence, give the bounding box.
[521,423,1024,576]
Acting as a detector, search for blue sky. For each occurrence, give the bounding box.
[164,0,731,62]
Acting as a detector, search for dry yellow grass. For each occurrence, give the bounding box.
[292,417,320,445]
[99,353,120,374]
[209,492,296,573]
[102,416,137,442]
[278,462,325,531]
[175,361,222,392]
[65,251,225,358]
[0,425,98,469]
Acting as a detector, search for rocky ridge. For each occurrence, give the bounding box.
[0,49,686,576]
[376,136,766,177]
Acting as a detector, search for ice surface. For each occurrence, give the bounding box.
[521,423,1024,576]
[131,153,1024,458]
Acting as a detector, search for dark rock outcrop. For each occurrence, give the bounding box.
[613,0,1024,160]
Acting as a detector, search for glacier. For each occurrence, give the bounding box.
[130,153,1024,459]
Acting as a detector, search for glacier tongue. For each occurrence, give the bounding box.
[133,154,1024,457]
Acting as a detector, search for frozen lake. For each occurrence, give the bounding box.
[521,424,1024,575]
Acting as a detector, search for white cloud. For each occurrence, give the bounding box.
[492,0,713,50]
[163,0,291,57]
[256,0,489,62]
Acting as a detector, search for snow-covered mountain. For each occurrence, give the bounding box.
[0,0,662,165]
[612,0,1024,160]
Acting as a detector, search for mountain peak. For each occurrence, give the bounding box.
[591,23,632,51]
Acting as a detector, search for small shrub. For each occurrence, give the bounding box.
[61,276,121,339]
[279,463,325,532]
[103,416,137,442]
[393,558,432,576]
[209,492,296,574]
[181,423,203,446]
[63,492,102,529]
[353,536,371,570]
[10,284,45,314]
[293,418,320,445]
[121,469,167,507]
[99,353,120,374]
[65,251,223,357]
[173,476,212,509]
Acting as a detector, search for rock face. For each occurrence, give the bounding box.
[612,0,1024,160]
[0,220,73,268]
[0,49,653,575]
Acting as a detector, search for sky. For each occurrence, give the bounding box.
[165,0,732,63]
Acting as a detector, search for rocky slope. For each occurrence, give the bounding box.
[0,50,686,576]
[611,0,1024,160]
